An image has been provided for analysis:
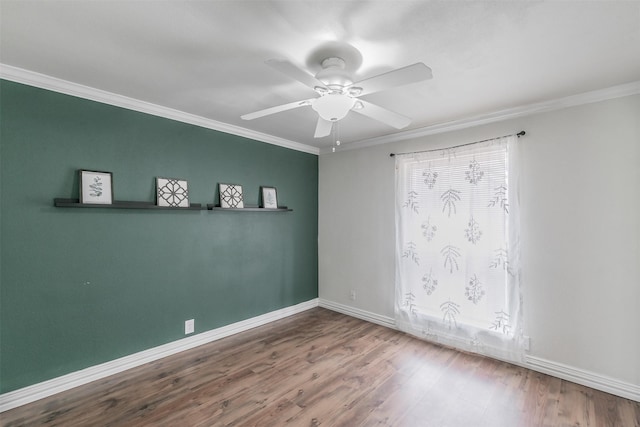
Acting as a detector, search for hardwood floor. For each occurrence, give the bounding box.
[2,308,638,426]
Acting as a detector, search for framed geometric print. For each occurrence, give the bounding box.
[79,170,113,205]
[219,183,244,208]
[156,177,189,207]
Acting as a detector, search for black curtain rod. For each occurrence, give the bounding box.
[389,131,525,157]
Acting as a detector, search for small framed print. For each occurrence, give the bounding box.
[219,183,244,208]
[79,170,113,205]
[156,177,190,207]
[260,186,278,209]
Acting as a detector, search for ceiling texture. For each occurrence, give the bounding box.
[1,1,639,153]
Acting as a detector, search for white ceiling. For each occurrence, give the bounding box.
[1,1,639,152]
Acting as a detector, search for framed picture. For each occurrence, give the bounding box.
[261,186,278,209]
[79,170,113,205]
[156,177,189,207]
[219,183,244,208]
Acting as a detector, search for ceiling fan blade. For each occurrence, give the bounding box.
[352,100,412,129]
[241,99,312,120]
[314,117,333,138]
[348,63,432,97]
[266,59,328,92]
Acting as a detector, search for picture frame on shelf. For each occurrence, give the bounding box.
[79,170,113,205]
[156,177,190,207]
[219,183,244,208]
[260,186,278,209]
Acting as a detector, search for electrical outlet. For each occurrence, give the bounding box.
[185,319,194,335]
[523,335,531,351]
[349,290,356,301]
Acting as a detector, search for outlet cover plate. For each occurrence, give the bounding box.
[185,319,194,335]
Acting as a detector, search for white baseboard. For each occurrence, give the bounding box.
[318,298,639,402]
[318,298,396,329]
[525,355,639,402]
[0,299,319,412]
[3,298,637,412]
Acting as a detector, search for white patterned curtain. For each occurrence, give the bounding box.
[395,135,524,362]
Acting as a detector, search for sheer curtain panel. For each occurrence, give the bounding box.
[394,135,524,362]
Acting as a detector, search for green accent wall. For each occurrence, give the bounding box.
[0,80,318,393]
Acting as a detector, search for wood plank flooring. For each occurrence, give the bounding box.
[2,308,638,426]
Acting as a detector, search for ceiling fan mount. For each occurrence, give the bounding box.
[241,53,432,141]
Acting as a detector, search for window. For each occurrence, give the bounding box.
[394,135,524,362]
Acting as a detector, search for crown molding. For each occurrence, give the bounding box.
[325,80,640,154]
[0,64,320,156]
[3,63,637,157]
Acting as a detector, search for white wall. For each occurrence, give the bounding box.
[319,94,640,389]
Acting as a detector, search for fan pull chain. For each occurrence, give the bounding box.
[332,122,341,153]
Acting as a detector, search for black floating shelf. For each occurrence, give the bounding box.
[207,204,292,212]
[54,198,203,210]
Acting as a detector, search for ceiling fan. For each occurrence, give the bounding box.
[241,57,432,139]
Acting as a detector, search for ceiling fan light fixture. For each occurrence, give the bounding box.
[242,56,433,140]
[312,93,356,122]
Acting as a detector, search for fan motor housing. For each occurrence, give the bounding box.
[315,57,353,89]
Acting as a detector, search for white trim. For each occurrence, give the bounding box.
[4,64,638,158]
[325,80,640,154]
[525,355,640,402]
[320,299,639,402]
[0,298,319,413]
[2,299,637,411]
[0,64,319,156]
[318,298,396,329]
